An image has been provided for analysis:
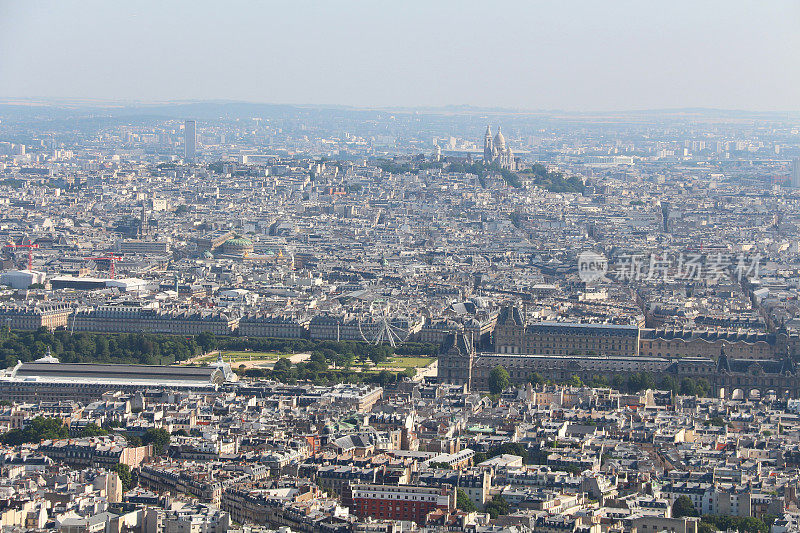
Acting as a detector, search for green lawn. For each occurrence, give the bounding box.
[197,351,284,363]
[382,356,436,369]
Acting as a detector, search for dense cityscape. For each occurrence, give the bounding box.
[0,102,797,532]
[1,1,799,532]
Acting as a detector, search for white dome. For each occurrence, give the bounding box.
[494,129,506,150]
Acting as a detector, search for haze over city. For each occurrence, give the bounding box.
[1,0,799,111]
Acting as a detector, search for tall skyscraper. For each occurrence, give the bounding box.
[661,201,670,233]
[792,157,800,188]
[184,120,196,162]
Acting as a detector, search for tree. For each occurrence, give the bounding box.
[456,489,477,512]
[697,522,717,533]
[113,463,132,492]
[79,423,108,437]
[484,495,510,518]
[488,366,510,394]
[273,357,293,373]
[566,374,584,387]
[673,495,699,518]
[141,427,171,455]
[0,416,68,445]
[529,372,545,386]
[196,332,217,353]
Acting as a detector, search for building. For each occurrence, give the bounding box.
[38,436,151,469]
[238,315,309,339]
[0,355,235,402]
[117,239,171,254]
[483,126,516,170]
[792,157,800,188]
[493,306,640,357]
[417,469,491,510]
[0,269,46,289]
[438,334,800,397]
[640,327,790,360]
[496,305,794,360]
[72,306,239,336]
[0,304,71,331]
[144,503,230,533]
[350,483,455,524]
[185,120,197,162]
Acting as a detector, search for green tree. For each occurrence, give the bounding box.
[529,372,545,386]
[273,357,293,373]
[566,374,584,387]
[113,463,132,492]
[673,495,699,518]
[489,366,510,394]
[196,332,217,353]
[697,522,717,533]
[456,489,477,512]
[141,427,171,455]
[680,378,698,396]
[79,423,108,437]
[0,416,68,445]
[484,495,510,518]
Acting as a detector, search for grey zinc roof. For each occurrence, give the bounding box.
[16,362,220,383]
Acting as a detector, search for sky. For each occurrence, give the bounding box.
[0,0,798,112]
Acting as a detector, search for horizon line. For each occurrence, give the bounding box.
[0,97,796,117]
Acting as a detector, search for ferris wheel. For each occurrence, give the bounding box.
[358,298,412,347]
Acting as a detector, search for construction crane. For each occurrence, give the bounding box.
[85,254,122,279]
[4,240,39,271]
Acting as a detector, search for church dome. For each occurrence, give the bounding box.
[494,128,506,150]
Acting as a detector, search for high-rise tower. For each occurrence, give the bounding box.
[184,120,197,162]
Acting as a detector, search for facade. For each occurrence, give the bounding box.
[792,157,800,188]
[0,269,46,289]
[38,438,151,469]
[483,126,516,170]
[220,484,317,527]
[641,327,790,360]
[140,465,223,503]
[309,314,362,342]
[494,306,640,357]
[238,315,309,339]
[0,304,71,331]
[185,120,197,162]
[350,483,455,524]
[496,305,795,360]
[438,328,800,397]
[72,306,239,336]
[417,470,490,510]
[117,239,171,254]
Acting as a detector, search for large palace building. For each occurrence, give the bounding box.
[437,305,800,398]
[493,305,795,360]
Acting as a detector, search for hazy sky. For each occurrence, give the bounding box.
[1,0,798,111]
